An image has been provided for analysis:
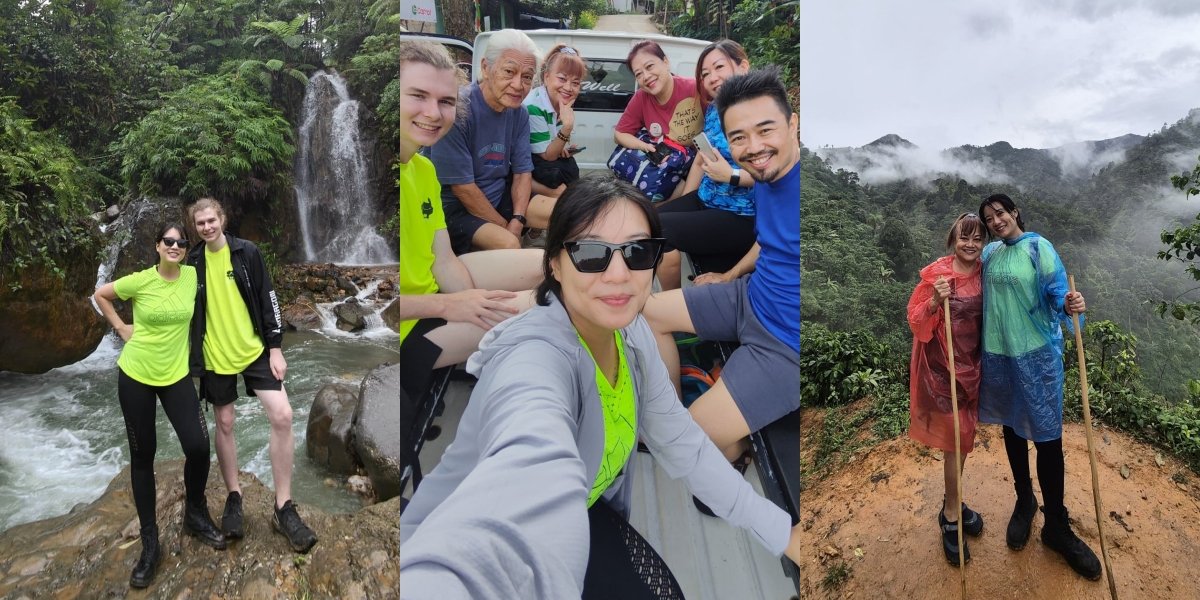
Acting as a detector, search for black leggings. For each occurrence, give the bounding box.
[1002,425,1065,514]
[657,191,756,274]
[582,500,684,600]
[118,369,212,528]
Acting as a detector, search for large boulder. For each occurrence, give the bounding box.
[352,364,401,501]
[0,263,107,373]
[0,461,398,598]
[306,382,360,474]
[380,298,401,332]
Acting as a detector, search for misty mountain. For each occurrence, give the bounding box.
[804,107,1200,401]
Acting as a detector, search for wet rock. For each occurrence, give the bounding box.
[306,382,360,474]
[352,364,401,501]
[333,299,371,332]
[0,461,398,598]
[283,296,324,331]
[380,299,401,333]
[0,262,108,374]
[105,205,120,222]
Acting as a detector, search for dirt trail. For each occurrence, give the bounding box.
[800,417,1200,599]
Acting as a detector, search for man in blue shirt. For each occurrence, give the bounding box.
[644,68,800,466]
[430,29,556,254]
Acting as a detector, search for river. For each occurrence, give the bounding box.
[0,328,398,533]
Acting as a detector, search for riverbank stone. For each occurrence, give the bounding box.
[351,364,401,501]
[306,382,360,474]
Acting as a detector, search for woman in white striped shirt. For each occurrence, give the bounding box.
[523,44,587,199]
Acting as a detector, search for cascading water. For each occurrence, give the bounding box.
[295,71,393,265]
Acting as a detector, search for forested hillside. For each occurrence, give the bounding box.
[0,0,399,277]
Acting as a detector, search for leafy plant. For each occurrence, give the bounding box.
[116,74,294,206]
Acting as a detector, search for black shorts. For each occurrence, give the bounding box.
[443,183,514,255]
[200,349,282,406]
[531,154,579,189]
[400,317,447,398]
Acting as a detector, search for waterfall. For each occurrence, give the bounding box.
[295,71,393,265]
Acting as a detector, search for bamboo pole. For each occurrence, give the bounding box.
[943,298,967,600]
[1068,275,1119,599]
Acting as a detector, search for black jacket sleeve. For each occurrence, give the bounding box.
[243,241,285,350]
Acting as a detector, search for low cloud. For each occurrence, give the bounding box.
[816,142,1012,187]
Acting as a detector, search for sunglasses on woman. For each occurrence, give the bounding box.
[563,239,666,273]
[159,237,188,248]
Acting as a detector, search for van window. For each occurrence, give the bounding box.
[574,59,638,113]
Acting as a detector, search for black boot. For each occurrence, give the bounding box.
[183,498,228,550]
[1041,506,1102,581]
[943,497,985,537]
[129,524,161,589]
[1006,479,1038,550]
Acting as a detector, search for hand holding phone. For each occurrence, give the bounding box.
[645,142,671,164]
[568,145,587,155]
[694,132,719,162]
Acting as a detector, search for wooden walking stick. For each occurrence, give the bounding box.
[1068,275,1119,599]
[942,297,967,600]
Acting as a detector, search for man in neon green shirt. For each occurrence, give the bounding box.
[187,197,317,553]
[398,40,542,397]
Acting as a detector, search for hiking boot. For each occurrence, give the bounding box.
[129,524,161,589]
[1006,482,1039,550]
[939,510,970,566]
[183,499,228,550]
[1041,506,1102,581]
[222,491,244,539]
[273,500,318,553]
[943,497,984,537]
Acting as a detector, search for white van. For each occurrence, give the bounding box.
[470,30,710,170]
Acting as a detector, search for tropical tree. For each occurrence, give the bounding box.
[1160,158,1200,323]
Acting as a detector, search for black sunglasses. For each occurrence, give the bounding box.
[563,239,666,273]
[160,237,188,248]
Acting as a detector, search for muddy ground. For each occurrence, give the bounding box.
[800,413,1200,599]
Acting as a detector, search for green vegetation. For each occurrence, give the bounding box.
[117,75,293,205]
[821,561,852,591]
[801,112,1200,479]
[0,0,397,276]
[664,0,798,95]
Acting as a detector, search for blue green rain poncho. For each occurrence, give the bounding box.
[979,232,1081,442]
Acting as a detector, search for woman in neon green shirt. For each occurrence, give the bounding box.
[94,224,226,589]
[401,177,804,599]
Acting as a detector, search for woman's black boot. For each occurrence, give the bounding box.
[1041,506,1102,580]
[183,498,229,550]
[1006,479,1038,550]
[129,524,161,588]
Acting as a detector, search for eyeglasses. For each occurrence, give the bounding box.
[160,237,188,248]
[563,239,665,273]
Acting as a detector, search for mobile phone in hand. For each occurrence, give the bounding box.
[646,142,670,163]
[568,146,587,155]
[694,132,718,162]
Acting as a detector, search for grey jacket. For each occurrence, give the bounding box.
[399,297,791,599]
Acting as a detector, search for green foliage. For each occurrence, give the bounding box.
[577,10,599,29]
[0,98,99,278]
[1159,156,1200,323]
[116,75,294,205]
[668,0,798,93]
[801,323,901,407]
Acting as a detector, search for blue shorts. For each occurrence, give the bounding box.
[683,276,800,432]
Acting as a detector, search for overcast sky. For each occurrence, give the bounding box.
[801,0,1200,150]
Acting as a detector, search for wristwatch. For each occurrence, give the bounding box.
[512,214,527,226]
[730,168,742,187]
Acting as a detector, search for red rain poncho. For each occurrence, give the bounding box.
[907,256,982,455]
